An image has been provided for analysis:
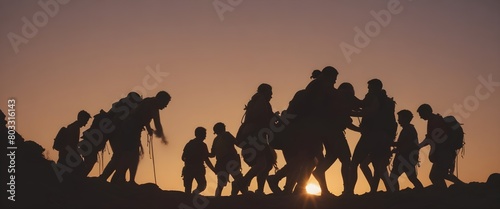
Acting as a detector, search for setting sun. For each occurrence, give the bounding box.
[306,183,322,195]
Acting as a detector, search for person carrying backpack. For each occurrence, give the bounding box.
[53,110,91,182]
[417,104,465,189]
[234,83,276,195]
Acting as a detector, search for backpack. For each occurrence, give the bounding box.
[53,127,67,151]
[443,115,465,150]
[379,94,398,141]
[287,89,308,116]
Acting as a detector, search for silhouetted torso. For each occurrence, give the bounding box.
[396,124,419,155]
[212,132,238,161]
[244,94,274,129]
[183,138,210,166]
[130,97,159,128]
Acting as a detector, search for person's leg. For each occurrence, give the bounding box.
[82,150,98,177]
[294,156,316,194]
[429,162,447,189]
[214,161,227,197]
[229,157,243,196]
[371,154,392,193]
[184,174,194,194]
[194,172,207,194]
[128,149,140,184]
[388,157,403,192]
[100,153,119,181]
[313,139,336,195]
[337,135,352,193]
[346,136,370,195]
[256,147,275,194]
[111,153,128,184]
[444,151,465,185]
[237,154,265,194]
[406,169,424,189]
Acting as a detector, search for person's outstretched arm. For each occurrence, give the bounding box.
[152,110,167,144]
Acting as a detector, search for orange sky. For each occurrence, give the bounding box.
[1,0,499,196]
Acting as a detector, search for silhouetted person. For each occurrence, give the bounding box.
[347,79,396,194]
[274,66,339,195]
[209,122,243,197]
[234,83,276,195]
[56,110,91,182]
[417,104,463,189]
[98,92,143,181]
[81,110,110,176]
[388,110,423,191]
[267,69,326,194]
[104,91,170,184]
[182,127,216,194]
[312,82,361,196]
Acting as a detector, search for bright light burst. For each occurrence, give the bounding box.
[305,183,321,195]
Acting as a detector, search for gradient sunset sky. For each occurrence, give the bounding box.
[1,0,499,196]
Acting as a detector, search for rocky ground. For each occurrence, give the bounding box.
[5,175,500,209]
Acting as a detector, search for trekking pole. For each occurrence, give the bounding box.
[101,150,105,175]
[148,134,158,185]
[456,151,459,178]
[97,150,101,175]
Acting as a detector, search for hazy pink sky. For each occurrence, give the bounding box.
[1,0,499,196]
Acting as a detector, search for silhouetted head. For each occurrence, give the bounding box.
[310,70,321,79]
[77,110,91,127]
[213,122,226,134]
[417,104,433,120]
[397,109,413,125]
[368,79,383,92]
[320,66,339,85]
[257,83,273,101]
[156,91,171,110]
[195,127,207,140]
[338,82,355,97]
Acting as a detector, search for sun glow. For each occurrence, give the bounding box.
[305,183,322,195]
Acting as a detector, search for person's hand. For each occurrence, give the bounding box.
[154,129,164,138]
[160,135,168,145]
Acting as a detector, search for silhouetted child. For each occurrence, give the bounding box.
[182,127,215,194]
[388,110,423,191]
[210,122,243,196]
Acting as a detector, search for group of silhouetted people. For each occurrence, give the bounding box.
[51,91,170,185]
[45,65,465,196]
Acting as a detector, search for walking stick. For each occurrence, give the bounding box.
[456,151,459,178]
[148,134,158,185]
